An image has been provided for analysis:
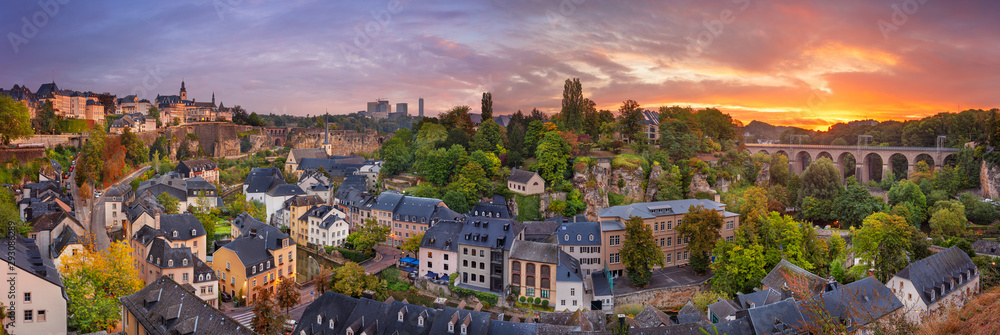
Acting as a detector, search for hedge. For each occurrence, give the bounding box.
[450,285,499,306]
[335,247,372,263]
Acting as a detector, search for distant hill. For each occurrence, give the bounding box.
[742,120,807,141]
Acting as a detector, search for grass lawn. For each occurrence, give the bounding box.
[514,302,554,312]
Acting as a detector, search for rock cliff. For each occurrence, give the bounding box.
[572,165,610,221]
[982,161,1000,199]
[610,166,645,203]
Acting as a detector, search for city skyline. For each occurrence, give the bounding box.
[2,0,998,130]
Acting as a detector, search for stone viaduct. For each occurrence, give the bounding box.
[744,144,962,183]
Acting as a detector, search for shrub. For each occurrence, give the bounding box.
[450,285,499,306]
[542,300,549,307]
[534,297,542,305]
[608,193,625,206]
[612,153,646,170]
[518,296,525,303]
[335,248,372,263]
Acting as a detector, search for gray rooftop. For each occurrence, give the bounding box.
[597,199,727,220]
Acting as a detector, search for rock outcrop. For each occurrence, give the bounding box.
[644,164,664,202]
[573,165,610,221]
[755,163,771,186]
[688,172,713,198]
[610,166,645,203]
[983,161,1000,200]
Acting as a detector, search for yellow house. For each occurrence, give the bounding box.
[213,213,296,304]
[285,195,325,244]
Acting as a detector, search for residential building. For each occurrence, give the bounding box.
[591,271,614,311]
[109,113,157,134]
[887,246,980,323]
[137,173,221,213]
[553,221,603,276]
[286,148,328,174]
[119,276,254,335]
[508,240,586,312]
[104,183,134,230]
[507,168,545,195]
[85,99,105,121]
[814,276,903,334]
[284,195,326,244]
[155,82,226,124]
[617,109,659,143]
[27,210,85,259]
[50,228,84,269]
[212,213,296,304]
[761,259,827,300]
[115,95,152,115]
[243,167,300,223]
[317,209,350,247]
[456,217,523,293]
[175,159,219,183]
[372,193,452,247]
[0,237,68,334]
[132,236,219,307]
[130,213,209,264]
[419,220,464,280]
[597,199,739,277]
[293,291,494,335]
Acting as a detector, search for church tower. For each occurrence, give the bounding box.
[180,81,187,101]
[212,92,215,105]
[322,112,332,156]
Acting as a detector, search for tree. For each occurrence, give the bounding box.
[658,118,699,161]
[157,192,180,214]
[738,186,770,241]
[332,262,385,298]
[443,190,471,214]
[471,119,504,153]
[315,266,333,295]
[959,193,1000,225]
[0,95,33,144]
[481,92,493,121]
[120,127,149,166]
[710,241,768,296]
[888,179,927,213]
[147,106,162,127]
[439,105,475,138]
[620,216,664,288]
[424,148,453,186]
[275,277,300,316]
[834,177,885,228]
[535,132,571,186]
[850,213,913,282]
[677,205,723,274]
[251,285,283,334]
[558,78,585,131]
[354,217,390,255]
[798,157,843,202]
[34,100,60,135]
[695,108,736,140]
[524,120,545,158]
[769,153,790,186]
[379,137,412,177]
[0,189,30,237]
[929,200,967,237]
[60,241,143,333]
[401,232,424,254]
[618,100,644,143]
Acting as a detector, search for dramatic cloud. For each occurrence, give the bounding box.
[1,0,997,130]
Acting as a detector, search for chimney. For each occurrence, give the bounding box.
[154,212,161,229]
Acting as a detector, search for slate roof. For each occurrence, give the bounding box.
[591,271,613,297]
[146,239,195,269]
[193,258,215,283]
[971,239,1000,257]
[394,196,445,224]
[707,299,740,323]
[633,305,673,328]
[555,249,583,283]
[244,167,285,193]
[289,148,328,163]
[429,307,492,335]
[522,221,560,242]
[554,221,601,246]
[119,276,254,335]
[510,240,560,263]
[138,182,188,202]
[220,234,274,270]
[711,317,755,335]
[299,205,334,222]
[285,195,325,208]
[0,236,67,300]
[29,209,79,232]
[420,220,465,253]
[293,291,360,335]
[508,168,540,184]
[597,199,728,220]
[177,159,218,174]
[266,183,307,197]
[761,259,826,299]
[746,298,806,335]
[159,213,207,241]
[459,217,523,250]
[372,192,405,212]
[231,213,289,248]
[296,158,365,177]
[817,276,902,330]
[469,202,510,219]
[893,246,978,306]
[640,110,660,126]
[736,288,783,309]
[52,226,82,256]
[489,320,537,335]
[318,213,345,230]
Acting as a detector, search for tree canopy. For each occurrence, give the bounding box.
[850,213,913,282]
[676,205,723,274]
[0,95,33,145]
[620,216,664,288]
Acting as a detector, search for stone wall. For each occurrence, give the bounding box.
[982,161,1000,200]
[539,192,567,218]
[11,134,87,148]
[610,166,645,202]
[288,128,389,156]
[613,281,709,308]
[0,148,46,164]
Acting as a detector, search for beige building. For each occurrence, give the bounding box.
[0,236,68,335]
[508,168,545,195]
[120,276,253,335]
[597,199,739,278]
[508,240,587,311]
[212,213,296,304]
[285,148,328,174]
[887,246,980,323]
[285,195,326,244]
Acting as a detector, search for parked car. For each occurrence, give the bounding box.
[283,319,297,331]
[220,292,232,303]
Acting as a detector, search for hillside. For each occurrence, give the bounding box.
[742,120,807,141]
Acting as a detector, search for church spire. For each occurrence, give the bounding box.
[323,111,330,145]
[212,92,215,105]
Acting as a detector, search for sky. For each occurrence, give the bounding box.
[2,0,998,130]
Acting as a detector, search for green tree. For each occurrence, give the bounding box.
[439,105,475,138]
[0,96,33,144]
[147,106,161,128]
[677,205,723,274]
[620,216,665,288]
[34,100,60,135]
[658,118,699,161]
[929,200,967,237]
[710,242,768,296]
[481,92,493,121]
[535,132,571,186]
[401,232,424,254]
[558,78,585,132]
[354,217,390,255]
[834,177,885,228]
[524,120,545,158]
[0,189,30,237]
[850,213,913,282]
[797,157,843,202]
[424,148,453,186]
[959,193,1000,225]
[471,119,504,153]
[445,144,469,177]
[769,153,790,186]
[332,262,386,298]
[443,190,471,214]
[275,277,300,316]
[60,241,143,333]
[379,137,412,177]
[618,100,644,143]
[119,127,149,166]
[695,108,737,140]
[157,192,180,214]
[888,179,927,213]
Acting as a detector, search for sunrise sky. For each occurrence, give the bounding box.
[2,0,997,130]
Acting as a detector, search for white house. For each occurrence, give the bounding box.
[315,209,349,247]
[0,236,68,334]
[418,220,464,280]
[887,246,980,323]
[553,250,586,312]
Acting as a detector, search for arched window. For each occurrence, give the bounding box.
[167,259,173,267]
[564,234,569,241]
[172,231,178,238]
[589,234,594,241]
[526,275,535,287]
[316,315,322,324]
[541,278,550,289]
[577,234,581,241]
[418,316,424,326]
[512,261,521,273]
[526,263,535,275]
[329,319,335,329]
[191,229,196,236]
[540,265,550,277]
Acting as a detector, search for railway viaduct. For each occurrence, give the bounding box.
[744,144,962,183]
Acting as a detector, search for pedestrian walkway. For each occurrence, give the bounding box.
[231,310,254,330]
[364,245,402,275]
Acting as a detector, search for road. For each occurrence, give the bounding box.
[70,165,150,251]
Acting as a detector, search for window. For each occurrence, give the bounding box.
[317,315,323,325]
[526,287,535,297]
[428,262,433,268]
[444,264,449,271]
[479,263,485,270]
[480,250,484,257]
[253,279,257,287]
[464,248,468,255]
[23,292,30,303]
[428,252,433,258]
[571,288,576,296]
[667,237,672,246]
[569,246,574,252]
[183,273,189,282]
[667,221,672,229]
[463,260,468,267]
[573,300,578,306]
[168,259,174,267]
[183,258,188,266]
[541,289,549,298]
[226,262,230,270]
[169,274,174,280]
[577,234,581,241]
[610,253,620,263]
[24,310,32,322]
[418,316,424,326]
[666,254,672,263]
[448,322,455,333]
[461,324,468,335]
[36,310,45,322]
[444,254,449,260]
[589,234,594,241]
[561,300,566,306]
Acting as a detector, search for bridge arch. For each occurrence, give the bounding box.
[914,153,935,169]
[837,152,857,180]
[274,138,282,147]
[862,152,884,183]
[775,150,788,158]
[816,151,834,161]
[888,153,909,181]
[942,154,958,167]
[757,149,770,156]
[795,151,812,173]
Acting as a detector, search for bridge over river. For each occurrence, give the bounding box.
[744,143,962,183]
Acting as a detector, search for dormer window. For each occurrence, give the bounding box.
[317,315,322,325]
[398,311,404,322]
[589,234,594,241]
[448,322,454,333]
[182,259,188,266]
[577,234,582,241]
[564,234,569,241]
[461,324,467,335]
[329,319,335,329]
[168,259,173,267]
[191,229,196,236]
[172,231,178,238]
[418,316,424,326]
[199,274,203,281]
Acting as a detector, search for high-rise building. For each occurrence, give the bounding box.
[418,98,424,117]
[366,99,390,119]
[395,103,408,116]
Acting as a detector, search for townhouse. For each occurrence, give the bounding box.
[212,213,296,304]
[372,192,456,247]
[27,209,86,260]
[175,159,219,183]
[508,240,586,312]
[284,195,326,244]
[120,276,254,335]
[136,173,222,213]
[553,221,603,276]
[455,217,524,293]
[0,236,68,334]
[104,183,134,230]
[887,246,980,323]
[418,220,465,280]
[597,199,739,278]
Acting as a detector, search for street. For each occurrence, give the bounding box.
[70,165,150,251]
